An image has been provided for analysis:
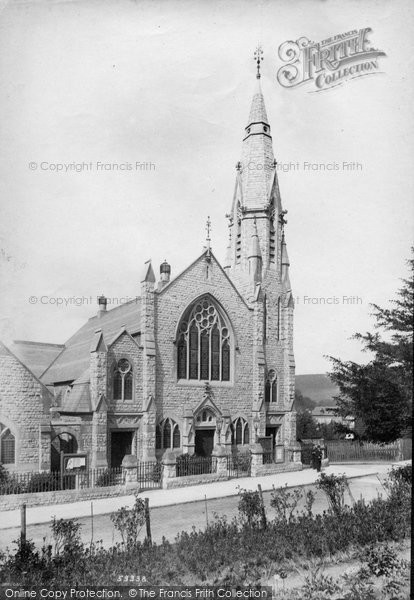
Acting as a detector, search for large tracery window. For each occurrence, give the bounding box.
[113,358,133,400]
[177,297,231,382]
[156,418,181,450]
[0,423,15,465]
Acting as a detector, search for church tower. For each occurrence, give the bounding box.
[226,46,287,292]
[226,47,296,442]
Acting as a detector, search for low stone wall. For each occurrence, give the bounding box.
[255,462,303,477]
[164,473,229,489]
[0,483,141,512]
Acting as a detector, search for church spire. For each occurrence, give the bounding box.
[226,49,285,281]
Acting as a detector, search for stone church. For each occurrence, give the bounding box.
[0,55,298,474]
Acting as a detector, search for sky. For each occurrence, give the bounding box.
[0,0,413,374]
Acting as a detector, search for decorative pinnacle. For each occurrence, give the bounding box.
[254,45,264,79]
[279,209,288,229]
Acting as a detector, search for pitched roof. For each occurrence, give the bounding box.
[10,340,65,378]
[41,299,141,385]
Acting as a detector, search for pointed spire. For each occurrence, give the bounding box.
[247,77,269,126]
[142,260,156,283]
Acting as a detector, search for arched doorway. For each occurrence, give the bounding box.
[51,432,78,472]
[194,409,217,457]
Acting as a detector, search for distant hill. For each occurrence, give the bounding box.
[295,374,340,406]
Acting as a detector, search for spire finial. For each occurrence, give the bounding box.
[206,216,212,249]
[254,45,264,79]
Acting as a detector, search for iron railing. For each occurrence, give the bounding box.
[176,455,217,477]
[0,462,162,496]
[226,453,251,478]
[263,445,285,465]
[137,461,163,489]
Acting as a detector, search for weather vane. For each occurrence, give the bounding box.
[254,45,264,79]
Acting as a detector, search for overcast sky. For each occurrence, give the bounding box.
[0,0,413,374]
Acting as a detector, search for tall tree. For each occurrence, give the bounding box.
[327,249,413,443]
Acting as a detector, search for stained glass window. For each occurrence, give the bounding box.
[124,372,133,400]
[0,425,15,465]
[177,296,231,382]
[157,419,180,451]
[155,425,162,450]
[231,417,249,446]
[173,424,181,448]
[222,340,230,381]
[113,359,133,401]
[189,323,199,379]
[163,420,171,449]
[177,335,187,379]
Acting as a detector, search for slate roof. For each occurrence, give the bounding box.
[10,340,65,378]
[41,299,141,385]
[59,369,92,412]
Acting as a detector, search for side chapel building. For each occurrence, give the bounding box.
[0,53,298,473]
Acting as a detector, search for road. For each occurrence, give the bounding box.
[0,473,387,552]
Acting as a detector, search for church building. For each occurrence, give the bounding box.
[0,51,298,474]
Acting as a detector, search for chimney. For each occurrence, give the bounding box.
[97,294,107,317]
[159,260,171,289]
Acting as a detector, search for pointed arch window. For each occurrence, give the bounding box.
[0,423,15,465]
[156,418,181,450]
[113,359,133,400]
[265,370,278,403]
[177,297,231,382]
[231,417,249,446]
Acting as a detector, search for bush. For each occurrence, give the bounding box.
[110,495,146,548]
[95,469,121,487]
[0,468,410,586]
[237,487,266,528]
[316,472,348,516]
[176,454,212,477]
[25,472,62,493]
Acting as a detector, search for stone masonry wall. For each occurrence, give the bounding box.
[155,254,254,433]
[0,343,52,472]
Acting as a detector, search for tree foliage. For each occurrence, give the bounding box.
[327,249,413,443]
[293,389,316,412]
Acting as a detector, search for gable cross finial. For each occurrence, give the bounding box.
[206,215,212,248]
[254,45,264,79]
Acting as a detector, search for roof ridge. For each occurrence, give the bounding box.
[13,340,65,348]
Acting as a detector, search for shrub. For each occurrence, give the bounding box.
[25,472,62,493]
[237,487,266,528]
[110,494,146,548]
[316,472,348,516]
[270,485,303,523]
[363,543,404,577]
[51,517,83,557]
[95,469,120,487]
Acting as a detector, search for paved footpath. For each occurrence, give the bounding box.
[0,462,407,531]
